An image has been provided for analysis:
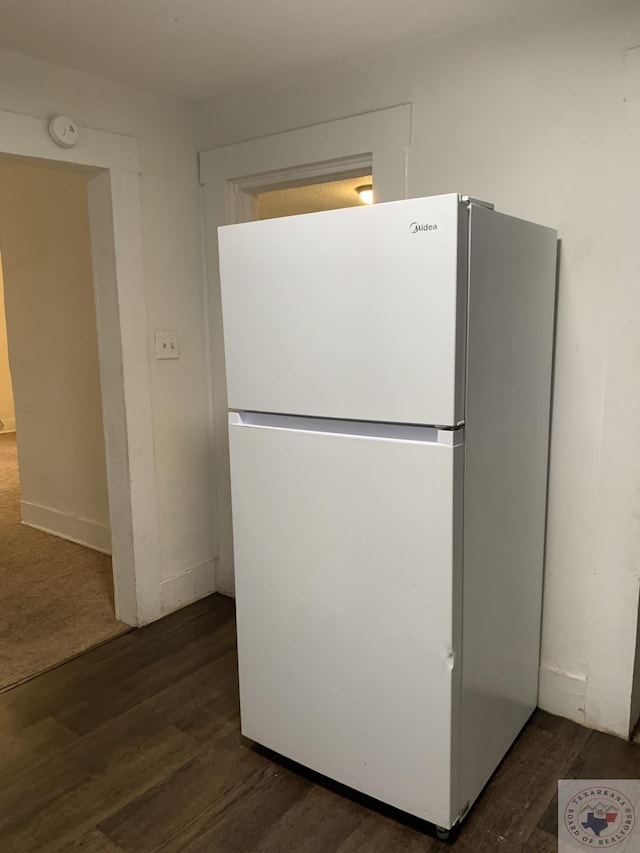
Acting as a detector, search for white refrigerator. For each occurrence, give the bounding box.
[217,193,557,834]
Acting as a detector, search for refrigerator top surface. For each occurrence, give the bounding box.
[218,193,468,427]
[218,192,466,234]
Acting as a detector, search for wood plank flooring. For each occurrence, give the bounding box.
[1,593,638,851]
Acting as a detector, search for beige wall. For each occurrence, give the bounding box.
[0,163,110,547]
[258,176,372,219]
[196,0,640,736]
[0,257,15,431]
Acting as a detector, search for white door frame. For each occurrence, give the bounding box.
[199,105,412,594]
[0,109,161,626]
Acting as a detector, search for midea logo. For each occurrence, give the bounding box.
[409,222,438,233]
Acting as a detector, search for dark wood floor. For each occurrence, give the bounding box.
[1,594,639,852]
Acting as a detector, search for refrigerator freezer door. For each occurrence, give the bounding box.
[219,194,467,427]
[229,416,463,827]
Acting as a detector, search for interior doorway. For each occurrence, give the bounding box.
[0,106,164,630]
[256,174,373,220]
[0,158,129,690]
[200,104,411,595]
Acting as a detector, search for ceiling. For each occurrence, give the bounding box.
[0,0,548,102]
[258,176,373,221]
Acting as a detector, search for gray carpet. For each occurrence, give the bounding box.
[0,432,129,691]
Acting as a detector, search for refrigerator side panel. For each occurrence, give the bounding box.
[459,206,557,818]
[449,439,465,825]
[229,420,463,827]
[218,194,465,427]
[454,202,469,424]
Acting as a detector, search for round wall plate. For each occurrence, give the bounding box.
[48,115,79,149]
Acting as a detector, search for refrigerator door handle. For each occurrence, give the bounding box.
[229,410,463,446]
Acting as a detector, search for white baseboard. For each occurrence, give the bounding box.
[0,417,16,432]
[160,559,217,618]
[20,500,112,555]
[538,664,587,726]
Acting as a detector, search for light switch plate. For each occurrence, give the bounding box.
[155,329,179,359]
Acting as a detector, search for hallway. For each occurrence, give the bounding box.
[0,432,128,690]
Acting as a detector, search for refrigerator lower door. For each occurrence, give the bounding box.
[229,414,464,828]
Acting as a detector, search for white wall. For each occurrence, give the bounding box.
[0,257,15,431]
[196,0,640,736]
[0,48,215,615]
[0,163,110,550]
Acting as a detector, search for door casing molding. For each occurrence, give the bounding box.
[0,108,160,626]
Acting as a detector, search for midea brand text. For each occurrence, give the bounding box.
[409,222,438,233]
